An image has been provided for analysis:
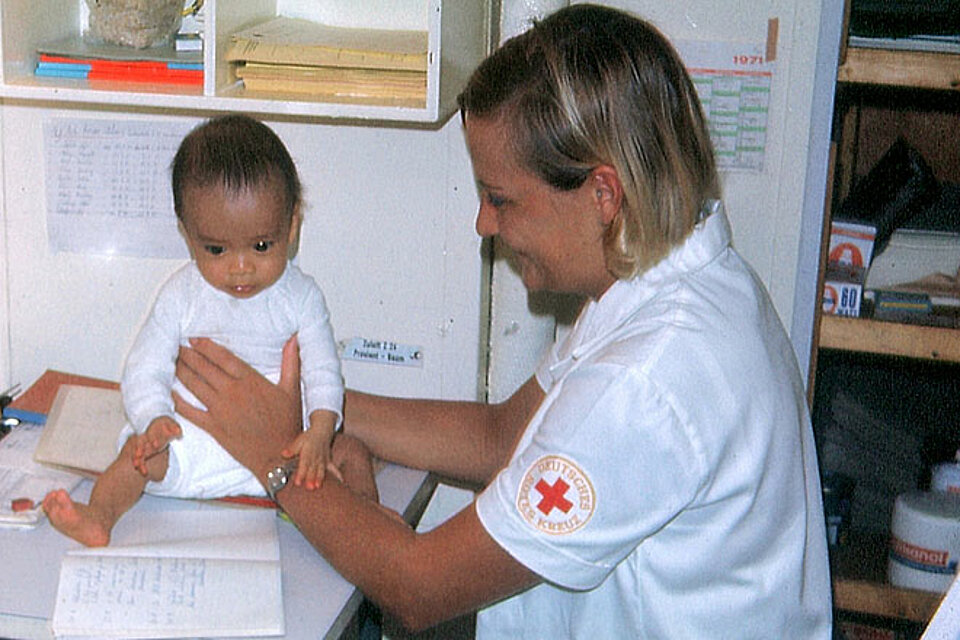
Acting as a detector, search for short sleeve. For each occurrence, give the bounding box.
[475,361,706,590]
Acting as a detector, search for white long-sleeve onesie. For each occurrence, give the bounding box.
[120,261,343,498]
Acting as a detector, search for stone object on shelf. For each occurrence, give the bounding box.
[85,0,186,49]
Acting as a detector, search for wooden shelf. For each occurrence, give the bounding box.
[838,46,960,91]
[834,578,943,623]
[832,531,944,623]
[819,315,960,363]
[819,3,960,628]
[0,0,489,125]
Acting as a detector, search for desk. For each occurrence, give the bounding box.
[0,464,434,640]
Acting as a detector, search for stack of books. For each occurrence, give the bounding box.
[34,36,203,86]
[226,17,427,107]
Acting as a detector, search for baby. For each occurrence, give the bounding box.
[44,114,343,546]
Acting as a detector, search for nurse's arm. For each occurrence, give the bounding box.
[271,451,540,631]
[343,376,545,486]
[174,338,544,630]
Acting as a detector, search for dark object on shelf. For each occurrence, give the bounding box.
[906,183,960,234]
[834,138,941,255]
[823,471,856,548]
[849,0,960,38]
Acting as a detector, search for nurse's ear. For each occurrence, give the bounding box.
[590,165,623,227]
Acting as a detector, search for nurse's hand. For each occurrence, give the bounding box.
[174,335,303,478]
[330,433,380,503]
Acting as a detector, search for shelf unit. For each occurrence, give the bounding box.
[838,46,960,91]
[820,317,958,622]
[820,315,960,362]
[814,32,960,628]
[0,0,489,124]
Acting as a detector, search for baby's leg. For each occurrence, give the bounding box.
[43,435,168,547]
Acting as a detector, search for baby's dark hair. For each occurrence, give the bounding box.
[171,114,301,220]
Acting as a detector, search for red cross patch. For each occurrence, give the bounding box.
[517,455,595,535]
[535,478,573,515]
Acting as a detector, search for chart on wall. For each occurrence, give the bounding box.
[676,39,775,173]
[43,118,196,258]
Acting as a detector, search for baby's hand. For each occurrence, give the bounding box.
[133,416,181,475]
[282,427,342,490]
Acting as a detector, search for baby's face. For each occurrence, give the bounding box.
[179,179,297,299]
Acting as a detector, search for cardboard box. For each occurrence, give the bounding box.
[823,265,864,317]
[829,221,877,269]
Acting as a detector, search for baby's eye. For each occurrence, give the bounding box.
[254,240,273,253]
[204,245,225,256]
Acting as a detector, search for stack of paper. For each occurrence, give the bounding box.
[226,17,427,107]
[34,36,203,86]
[866,229,960,308]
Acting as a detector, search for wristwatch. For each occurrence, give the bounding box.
[265,458,299,501]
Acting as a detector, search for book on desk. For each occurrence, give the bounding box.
[0,370,286,638]
[0,369,435,639]
[53,508,284,639]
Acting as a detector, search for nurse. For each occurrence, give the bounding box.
[175,4,832,637]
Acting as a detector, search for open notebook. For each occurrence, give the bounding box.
[51,508,283,638]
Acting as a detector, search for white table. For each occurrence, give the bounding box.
[0,464,434,640]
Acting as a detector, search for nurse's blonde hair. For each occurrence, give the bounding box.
[457,4,720,279]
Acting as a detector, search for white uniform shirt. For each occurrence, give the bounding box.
[121,262,343,498]
[475,208,831,638]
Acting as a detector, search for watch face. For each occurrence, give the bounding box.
[267,467,285,499]
[268,459,297,499]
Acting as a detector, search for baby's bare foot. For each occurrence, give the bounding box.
[42,489,110,547]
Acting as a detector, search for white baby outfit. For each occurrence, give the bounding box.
[120,262,342,499]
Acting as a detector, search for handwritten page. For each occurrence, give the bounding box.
[52,509,283,638]
[43,117,195,259]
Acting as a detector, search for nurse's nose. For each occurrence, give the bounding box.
[475,200,498,238]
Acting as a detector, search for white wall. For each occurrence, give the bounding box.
[0,104,485,402]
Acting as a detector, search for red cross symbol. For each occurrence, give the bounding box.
[535,478,573,515]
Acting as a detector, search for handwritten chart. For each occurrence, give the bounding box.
[43,118,195,258]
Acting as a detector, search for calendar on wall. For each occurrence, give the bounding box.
[677,39,774,173]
